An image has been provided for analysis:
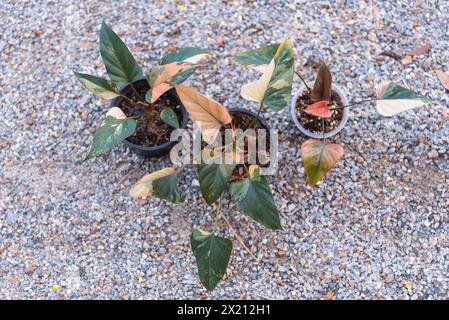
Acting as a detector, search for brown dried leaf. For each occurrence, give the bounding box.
[435,69,449,91]
[408,43,432,56]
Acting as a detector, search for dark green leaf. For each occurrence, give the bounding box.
[234,43,280,66]
[100,21,143,89]
[229,169,281,229]
[85,115,136,160]
[152,174,184,203]
[160,107,179,129]
[74,72,119,99]
[160,47,208,65]
[170,66,199,84]
[197,164,234,204]
[191,228,232,291]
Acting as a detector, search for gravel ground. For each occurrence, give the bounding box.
[1,0,448,300]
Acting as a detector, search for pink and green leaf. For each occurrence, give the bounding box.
[304,100,332,118]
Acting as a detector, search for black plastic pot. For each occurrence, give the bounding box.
[228,108,270,131]
[110,79,189,158]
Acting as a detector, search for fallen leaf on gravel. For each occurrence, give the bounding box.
[52,284,61,292]
[408,43,432,56]
[404,282,413,290]
[435,69,449,91]
[378,51,403,61]
[216,35,224,48]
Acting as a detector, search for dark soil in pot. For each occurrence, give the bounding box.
[110,79,188,158]
[295,89,344,134]
[201,109,271,182]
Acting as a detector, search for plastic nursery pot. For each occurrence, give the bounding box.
[290,83,350,139]
[110,79,189,158]
[228,108,270,132]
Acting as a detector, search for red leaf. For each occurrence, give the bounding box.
[304,101,332,118]
[408,43,432,56]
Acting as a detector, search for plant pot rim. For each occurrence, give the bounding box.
[228,108,270,131]
[290,82,350,139]
[110,79,189,155]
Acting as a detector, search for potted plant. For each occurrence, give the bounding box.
[290,63,434,185]
[74,21,208,159]
[128,38,295,290]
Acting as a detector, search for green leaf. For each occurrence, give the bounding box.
[152,174,184,203]
[160,47,208,65]
[197,164,235,204]
[376,81,432,117]
[240,38,294,112]
[100,21,143,89]
[263,39,295,111]
[301,139,344,186]
[160,107,180,129]
[145,89,152,103]
[191,228,232,291]
[85,115,136,160]
[234,43,280,66]
[229,167,281,229]
[170,66,199,84]
[74,72,120,99]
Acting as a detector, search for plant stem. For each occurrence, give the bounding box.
[248,100,264,129]
[221,213,258,261]
[129,83,141,100]
[295,71,311,92]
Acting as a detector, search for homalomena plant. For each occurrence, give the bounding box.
[292,63,434,186]
[129,38,294,290]
[75,21,208,160]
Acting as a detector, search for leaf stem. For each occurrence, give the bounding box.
[129,83,141,100]
[295,71,311,92]
[221,213,258,261]
[248,100,264,129]
[328,98,375,110]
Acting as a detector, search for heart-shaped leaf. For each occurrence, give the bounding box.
[376,81,432,117]
[160,47,208,65]
[233,43,280,68]
[191,228,232,291]
[301,139,344,186]
[74,72,120,99]
[304,100,332,118]
[435,69,449,91]
[160,107,179,129]
[311,63,332,102]
[84,108,136,160]
[129,167,183,203]
[148,62,197,103]
[174,85,232,144]
[240,38,294,111]
[99,21,143,89]
[229,166,281,229]
[197,163,235,204]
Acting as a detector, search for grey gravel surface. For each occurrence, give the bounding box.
[1,0,448,299]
